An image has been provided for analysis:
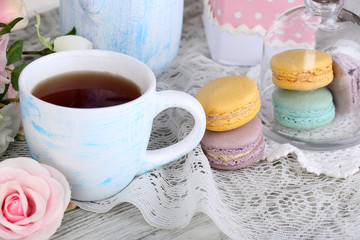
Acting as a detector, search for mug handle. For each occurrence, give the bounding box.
[137,90,206,175]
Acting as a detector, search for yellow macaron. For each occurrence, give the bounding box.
[270,49,333,91]
[196,76,261,131]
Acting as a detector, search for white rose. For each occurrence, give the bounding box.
[0,103,20,157]
[53,35,93,52]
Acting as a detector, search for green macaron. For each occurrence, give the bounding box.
[272,87,335,129]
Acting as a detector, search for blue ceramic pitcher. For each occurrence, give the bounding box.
[59,0,184,77]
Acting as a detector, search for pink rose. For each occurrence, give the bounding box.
[0,34,10,95]
[0,0,28,31]
[0,157,71,240]
[6,82,18,99]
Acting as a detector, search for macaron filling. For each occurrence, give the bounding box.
[272,68,333,90]
[206,98,259,120]
[206,149,252,162]
[206,97,261,131]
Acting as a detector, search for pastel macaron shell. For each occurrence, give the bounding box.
[196,76,261,131]
[201,116,265,170]
[270,49,333,91]
[272,87,335,129]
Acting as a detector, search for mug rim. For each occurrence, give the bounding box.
[19,49,156,111]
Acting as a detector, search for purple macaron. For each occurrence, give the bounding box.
[325,40,360,114]
[327,53,360,114]
[200,116,265,170]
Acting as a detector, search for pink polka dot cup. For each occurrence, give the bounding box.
[203,0,304,66]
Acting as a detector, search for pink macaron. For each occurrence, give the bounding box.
[200,116,265,170]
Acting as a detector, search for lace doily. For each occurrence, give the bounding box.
[2,1,360,239]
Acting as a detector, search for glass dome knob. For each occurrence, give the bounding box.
[304,0,344,16]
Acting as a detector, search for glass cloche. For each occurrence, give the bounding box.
[259,0,360,150]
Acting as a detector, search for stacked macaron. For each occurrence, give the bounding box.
[196,76,265,170]
[325,40,360,114]
[270,49,336,129]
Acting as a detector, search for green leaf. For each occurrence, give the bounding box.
[65,27,76,36]
[0,23,11,35]
[0,84,10,100]
[10,63,27,91]
[6,40,23,66]
[0,18,23,35]
[7,17,23,29]
[34,12,53,50]
[16,134,25,141]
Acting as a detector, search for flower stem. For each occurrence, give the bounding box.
[23,48,53,56]
[0,98,19,106]
[5,98,19,102]
[22,50,42,55]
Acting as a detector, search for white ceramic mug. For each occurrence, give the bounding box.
[59,0,184,77]
[19,50,206,201]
